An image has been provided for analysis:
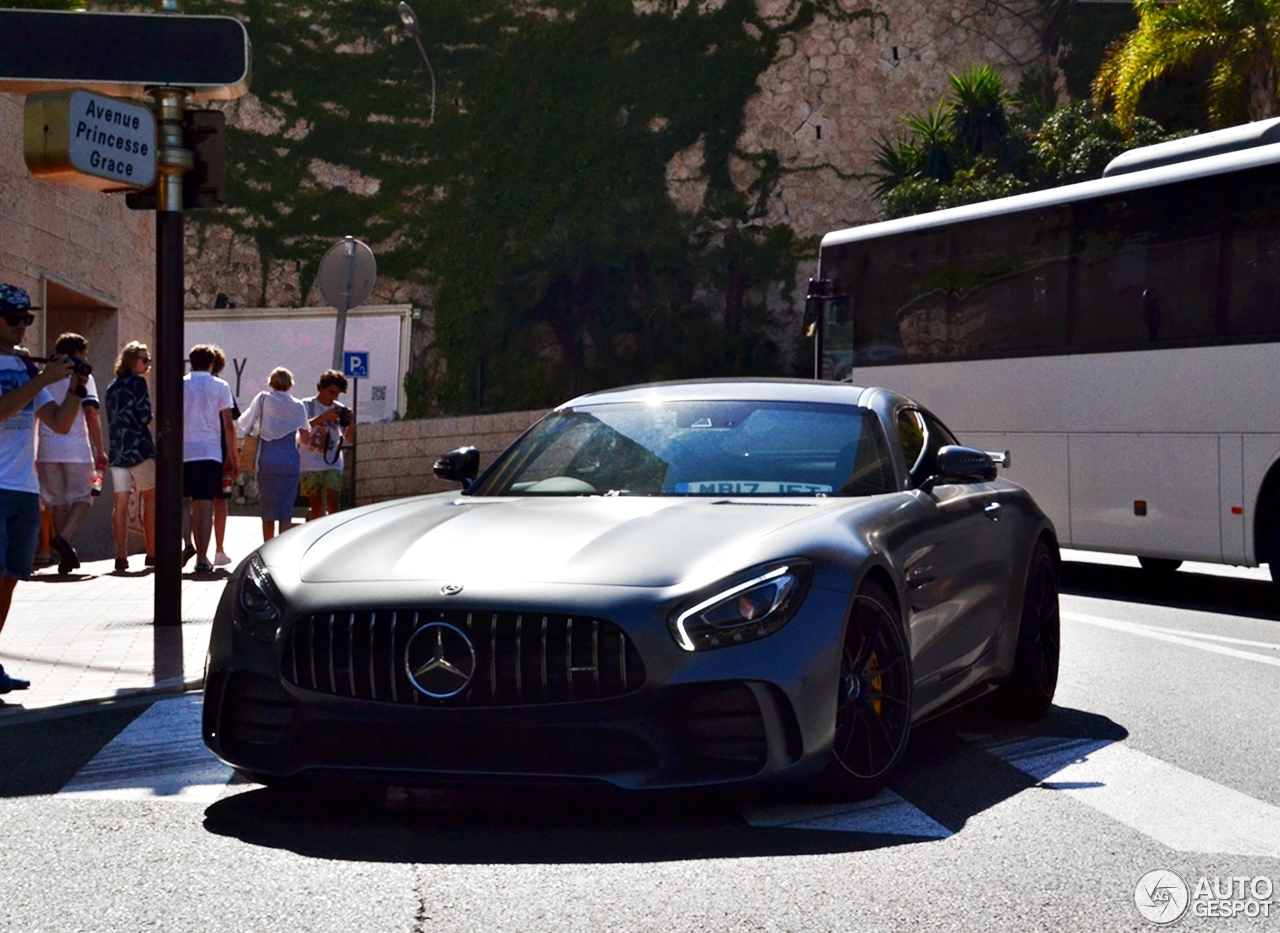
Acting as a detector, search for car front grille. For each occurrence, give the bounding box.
[282,608,646,707]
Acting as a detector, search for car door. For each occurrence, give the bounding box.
[890,406,1011,707]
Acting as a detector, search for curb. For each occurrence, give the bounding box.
[0,676,204,726]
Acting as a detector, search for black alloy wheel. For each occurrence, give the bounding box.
[998,540,1060,718]
[818,578,913,800]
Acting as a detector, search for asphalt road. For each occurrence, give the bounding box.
[1,553,1278,933]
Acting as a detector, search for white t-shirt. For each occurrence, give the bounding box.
[299,396,344,473]
[0,354,55,494]
[37,374,98,463]
[183,370,234,463]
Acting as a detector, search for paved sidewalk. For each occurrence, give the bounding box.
[0,515,268,716]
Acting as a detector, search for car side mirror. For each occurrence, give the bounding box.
[433,446,480,489]
[923,445,997,492]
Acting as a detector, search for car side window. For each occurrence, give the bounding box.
[897,409,926,480]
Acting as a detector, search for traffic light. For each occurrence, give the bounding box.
[126,109,226,211]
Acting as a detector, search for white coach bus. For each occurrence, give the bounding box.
[811,118,1280,579]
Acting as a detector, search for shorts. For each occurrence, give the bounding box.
[183,459,223,501]
[111,458,156,494]
[300,469,342,497]
[37,461,94,507]
[0,490,41,579]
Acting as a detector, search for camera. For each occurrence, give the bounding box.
[24,355,93,397]
[334,403,351,429]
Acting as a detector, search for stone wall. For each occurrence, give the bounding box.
[1,92,157,560]
[355,409,550,504]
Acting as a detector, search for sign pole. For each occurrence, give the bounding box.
[330,236,357,371]
[150,79,194,627]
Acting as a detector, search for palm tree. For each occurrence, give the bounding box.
[1094,0,1280,130]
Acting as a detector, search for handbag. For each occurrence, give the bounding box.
[238,393,263,472]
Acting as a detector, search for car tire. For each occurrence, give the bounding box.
[998,540,1060,719]
[814,578,913,801]
[1137,556,1182,576]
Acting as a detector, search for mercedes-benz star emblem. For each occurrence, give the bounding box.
[405,622,476,698]
[440,583,464,596]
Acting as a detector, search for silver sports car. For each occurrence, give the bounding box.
[203,379,1060,799]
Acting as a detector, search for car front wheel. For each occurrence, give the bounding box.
[816,578,913,800]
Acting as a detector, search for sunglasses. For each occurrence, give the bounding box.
[137,356,152,364]
[2,314,34,327]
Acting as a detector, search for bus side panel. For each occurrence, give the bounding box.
[1068,434,1221,561]
[963,432,1070,547]
[1243,435,1280,565]
[1220,435,1246,565]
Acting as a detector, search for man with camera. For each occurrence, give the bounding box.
[299,369,354,521]
[37,332,108,575]
[0,285,87,694]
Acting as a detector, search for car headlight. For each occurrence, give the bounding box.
[669,561,812,652]
[235,554,283,643]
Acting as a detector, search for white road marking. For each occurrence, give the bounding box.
[742,791,951,837]
[59,694,233,804]
[1134,624,1280,651]
[971,734,1280,859]
[1062,611,1280,669]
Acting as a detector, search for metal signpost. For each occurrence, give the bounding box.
[4,3,250,628]
[342,351,369,506]
[317,236,377,372]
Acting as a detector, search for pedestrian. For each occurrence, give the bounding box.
[104,341,156,572]
[183,344,238,574]
[0,284,83,693]
[209,353,240,567]
[300,369,354,521]
[239,367,308,542]
[36,333,107,575]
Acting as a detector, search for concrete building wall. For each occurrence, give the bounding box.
[355,409,549,505]
[1,92,156,560]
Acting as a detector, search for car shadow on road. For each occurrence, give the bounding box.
[1060,561,1280,622]
[200,699,1127,865]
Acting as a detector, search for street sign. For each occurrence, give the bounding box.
[318,237,378,371]
[343,351,370,379]
[0,10,250,101]
[24,89,156,192]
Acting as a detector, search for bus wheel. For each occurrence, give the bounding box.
[998,541,1059,719]
[1138,557,1182,576]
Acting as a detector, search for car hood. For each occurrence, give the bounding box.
[297,496,827,588]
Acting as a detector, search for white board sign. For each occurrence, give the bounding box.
[184,305,412,421]
[24,89,156,191]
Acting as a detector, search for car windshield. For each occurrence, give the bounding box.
[470,400,898,497]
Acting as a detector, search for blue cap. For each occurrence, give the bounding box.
[0,284,39,314]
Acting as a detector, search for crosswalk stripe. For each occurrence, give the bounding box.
[741,791,951,837]
[970,734,1280,859]
[58,694,233,804]
[1063,611,1280,669]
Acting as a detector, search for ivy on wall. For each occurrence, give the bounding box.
[98,0,880,414]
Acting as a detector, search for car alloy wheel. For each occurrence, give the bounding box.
[822,579,912,798]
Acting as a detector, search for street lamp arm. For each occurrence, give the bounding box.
[413,33,437,127]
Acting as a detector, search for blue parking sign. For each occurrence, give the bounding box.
[343,351,369,379]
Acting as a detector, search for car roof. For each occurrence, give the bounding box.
[557,378,884,409]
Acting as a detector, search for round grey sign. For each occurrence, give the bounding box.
[317,237,377,311]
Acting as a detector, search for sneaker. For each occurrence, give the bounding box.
[214,550,231,567]
[194,561,215,574]
[182,543,196,566]
[0,664,30,694]
[51,534,79,573]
